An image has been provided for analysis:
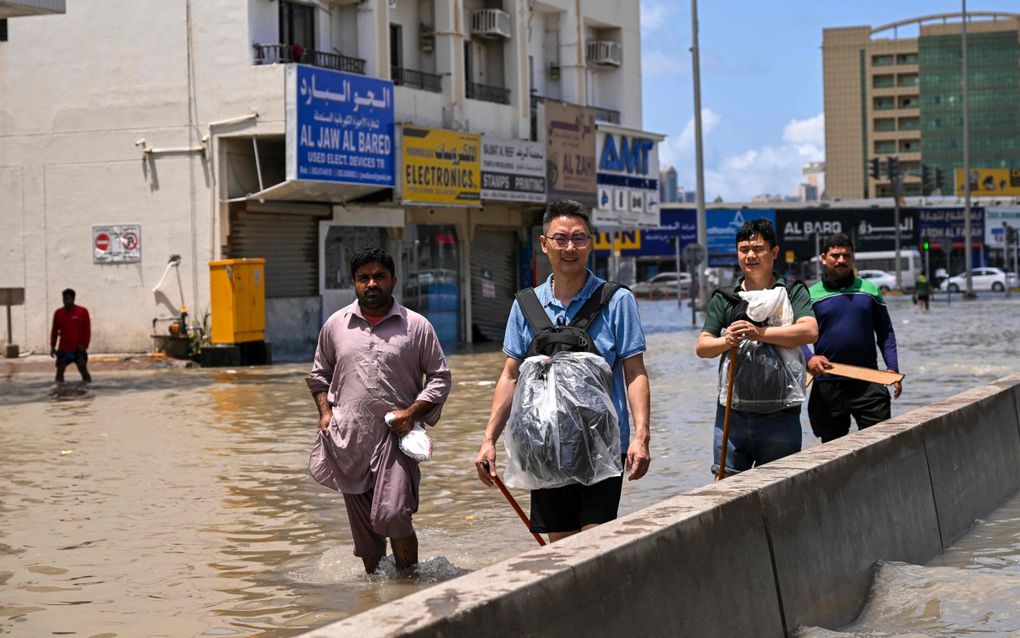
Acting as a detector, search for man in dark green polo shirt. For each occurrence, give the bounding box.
[695,219,817,477]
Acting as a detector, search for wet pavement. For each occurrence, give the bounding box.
[1,295,1019,636]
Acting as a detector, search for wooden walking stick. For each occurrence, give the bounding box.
[716,345,738,481]
[482,461,546,546]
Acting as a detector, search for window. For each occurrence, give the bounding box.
[897,74,918,87]
[873,74,895,88]
[872,54,894,67]
[0,19,7,42]
[896,52,918,65]
[874,97,895,111]
[280,1,315,52]
[874,118,896,132]
[390,23,403,71]
[875,140,896,153]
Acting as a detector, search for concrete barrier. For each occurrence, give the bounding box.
[304,375,1020,637]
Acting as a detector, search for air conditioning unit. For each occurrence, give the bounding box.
[470,8,512,39]
[587,40,622,68]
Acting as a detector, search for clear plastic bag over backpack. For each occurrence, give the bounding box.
[503,352,623,490]
[718,287,806,413]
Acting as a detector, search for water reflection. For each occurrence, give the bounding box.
[0,296,1018,635]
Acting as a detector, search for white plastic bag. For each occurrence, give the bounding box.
[385,412,434,463]
[502,352,622,490]
[718,288,806,412]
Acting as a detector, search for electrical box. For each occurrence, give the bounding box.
[209,258,266,344]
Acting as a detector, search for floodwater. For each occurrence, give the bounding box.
[1,295,1019,636]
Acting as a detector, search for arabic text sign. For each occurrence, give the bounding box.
[402,125,481,204]
[93,224,141,264]
[985,207,1020,247]
[707,209,775,266]
[955,168,1020,197]
[594,127,661,229]
[287,65,395,186]
[480,137,546,203]
[918,207,985,247]
[545,102,597,208]
[776,208,918,258]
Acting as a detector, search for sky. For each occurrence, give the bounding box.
[640,0,1013,202]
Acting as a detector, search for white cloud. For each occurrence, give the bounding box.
[659,112,825,201]
[642,49,688,78]
[640,2,674,35]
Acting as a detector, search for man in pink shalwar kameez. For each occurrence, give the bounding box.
[307,247,451,574]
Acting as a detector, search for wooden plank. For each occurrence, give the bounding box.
[810,362,904,385]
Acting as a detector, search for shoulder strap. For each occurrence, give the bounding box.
[570,282,622,332]
[515,288,554,332]
[785,279,809,299]
[711,285,742,306]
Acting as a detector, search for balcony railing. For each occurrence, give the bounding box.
[253,43,366,75]
[466,81,510,105]
[530,94,621,124]
[391,66,443,93]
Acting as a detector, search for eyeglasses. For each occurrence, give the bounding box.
[547,233,592,248]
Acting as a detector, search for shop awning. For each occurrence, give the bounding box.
[237,179,388,204]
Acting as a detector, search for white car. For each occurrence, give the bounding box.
[857,269,898,292]
[631,272,692,298]
[939,267,1016,292]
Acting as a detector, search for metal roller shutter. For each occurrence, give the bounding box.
[230,210,318,298]
[470,227,518,342]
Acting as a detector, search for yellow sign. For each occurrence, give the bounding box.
[594,231,641,251]
[785,250,795,264]
[955,168,1020,196]
[401,125,481,204]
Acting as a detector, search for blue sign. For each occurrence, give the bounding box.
[593,208,697,257]
[598,134,656,175]
[707,209,776,266]
[288,65,395,186]
[918,207,985,247]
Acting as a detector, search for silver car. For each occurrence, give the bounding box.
[939,267,1017,292]
[631,272,692,298]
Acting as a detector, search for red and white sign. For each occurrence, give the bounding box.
[93,225,142,264]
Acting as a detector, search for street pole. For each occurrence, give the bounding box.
[1005,223,1012,298]
[893,162,902,291]
[962,0,974,297]
[674,236,682,305]
[814,231,821,280]
[691,0,708,309]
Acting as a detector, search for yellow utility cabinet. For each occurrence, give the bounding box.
[209,258,266,344]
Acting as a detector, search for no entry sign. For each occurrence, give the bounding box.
[93,225,142,264]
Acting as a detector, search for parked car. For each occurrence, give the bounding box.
[857,269,898,293]
[631,272,692,298]
[939,267,1017,292]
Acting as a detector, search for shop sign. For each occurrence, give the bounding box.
[776,208,918,259]
[985,207,1020,247]
[592,208,697,257]
[593,126,662,229]
[286,64,395,187]
[544,102,597,208]
[93,224,141,264]
[954,168,1020,197]
[480,137,546,203]
[919,207,985,248]
[401,125,481,204]
[707,209,775,267]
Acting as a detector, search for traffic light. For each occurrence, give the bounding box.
[885,156,899,180]
[869,157,881,180]
[1009,226,1019,245]
[923,240,930,251]
[934,167,945,191]
[921,164,932,194]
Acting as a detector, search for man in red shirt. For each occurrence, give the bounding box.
[50,288,92,383]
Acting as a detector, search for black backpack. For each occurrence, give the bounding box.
[515,282,623,357]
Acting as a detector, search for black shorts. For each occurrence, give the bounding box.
[529,456,625,533]
[808,379,890,443]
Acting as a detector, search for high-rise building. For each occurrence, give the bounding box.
[659,165,678,203]
[823,12,1020,200]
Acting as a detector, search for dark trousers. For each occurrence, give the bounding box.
[808,379,890,443]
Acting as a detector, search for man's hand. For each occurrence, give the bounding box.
[475,439,497,487]
[727,320,763,344]
[318,412,332,432]
[50,347,56,358]
[626,439,650,481]
[386,408,415,437]
[808,355,832,376]
[892,379,902,399]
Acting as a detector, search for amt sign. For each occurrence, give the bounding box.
[599,134,655,175]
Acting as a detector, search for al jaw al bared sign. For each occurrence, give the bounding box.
[401,125,481,205]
